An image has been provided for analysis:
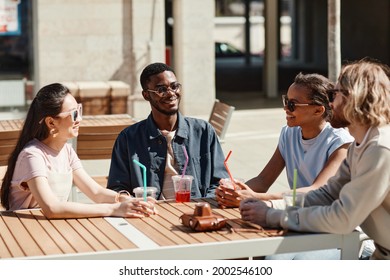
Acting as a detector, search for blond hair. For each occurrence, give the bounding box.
[339,59,390,127]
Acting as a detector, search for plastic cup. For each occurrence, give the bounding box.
[172,175,193,202]
[133,187,158,199]
[220,177,244,190]
[283,191,305,208]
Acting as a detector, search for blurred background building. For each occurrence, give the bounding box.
[0,0,389,118]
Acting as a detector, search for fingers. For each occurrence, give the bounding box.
[215,187,240,208]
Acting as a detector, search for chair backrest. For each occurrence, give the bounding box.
[208,99,235,142]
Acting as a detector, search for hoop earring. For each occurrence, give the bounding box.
[50,128,59,136]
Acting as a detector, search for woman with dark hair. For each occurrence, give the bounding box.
[217,72,354,207]
[0,83,157,219]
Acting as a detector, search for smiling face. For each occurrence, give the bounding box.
[283,84,321,128]
[53,93,81,139]
[143,70,181,116]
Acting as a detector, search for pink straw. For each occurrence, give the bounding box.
[224,150,236,190]
[178,146,189,192]
[181,146,189,177]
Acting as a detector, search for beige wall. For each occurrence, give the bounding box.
[33,0,215,118]
[173,0,216,116]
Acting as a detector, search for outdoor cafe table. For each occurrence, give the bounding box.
[0,198,360,260]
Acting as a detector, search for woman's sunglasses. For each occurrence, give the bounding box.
[282,95,316,112]
[56,103,83,122]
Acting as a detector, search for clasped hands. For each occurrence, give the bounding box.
[215,179,270,226]
[116,191,158,218]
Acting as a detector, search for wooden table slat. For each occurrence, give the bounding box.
[30,210,76,254]
[0,214,24,257]
[15,211,63,255]
[88,218,137,250]
[0,234,12,258]
[67,219,107,252]
[0,211,44,256]
[126,218,177,246]
[146,206,200,244]
[77,219,121,251]
[49,219,94,253]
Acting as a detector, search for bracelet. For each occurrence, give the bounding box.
[115,190,131,203]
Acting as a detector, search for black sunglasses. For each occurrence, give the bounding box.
[282,95,316,112]
[326,89,349,103]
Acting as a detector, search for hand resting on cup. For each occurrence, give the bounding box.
[216,179,259,208]
[115,192,158,217]
[239,198,270,227]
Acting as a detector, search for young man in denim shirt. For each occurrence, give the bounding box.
[107,62,228,199]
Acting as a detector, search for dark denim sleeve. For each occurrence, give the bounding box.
[207,123,229,197]
[107,131,133,193]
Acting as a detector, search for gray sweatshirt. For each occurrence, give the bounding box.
[267,124,390,260]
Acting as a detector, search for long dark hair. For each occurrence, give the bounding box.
[1,83,70,210]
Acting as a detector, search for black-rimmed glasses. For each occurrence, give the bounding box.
[282,95,316,112]
[326,89,349,103]
[146,83,182,98]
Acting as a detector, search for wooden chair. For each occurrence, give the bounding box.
[208,99,235,143]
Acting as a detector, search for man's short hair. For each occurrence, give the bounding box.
[140,62,175,90]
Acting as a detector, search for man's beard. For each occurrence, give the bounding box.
[151,98,179,116]
[330,112,350,128]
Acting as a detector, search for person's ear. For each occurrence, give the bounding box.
[314,105,326,116]
[44,116,56,128]
[142,90,150,101]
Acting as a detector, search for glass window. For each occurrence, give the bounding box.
[0,0,33,80]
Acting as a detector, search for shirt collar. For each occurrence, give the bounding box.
[146,112,189,140]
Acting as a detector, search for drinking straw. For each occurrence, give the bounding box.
[224,150,236,190]
[181,145,189,178]
[133,159,147,201]
[292,168,298,206]
[178,146,189,192]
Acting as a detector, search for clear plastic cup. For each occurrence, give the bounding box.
[283,191,305,208]
[172,175,193,202]
[133,187,158,199]
[220,177,245,190]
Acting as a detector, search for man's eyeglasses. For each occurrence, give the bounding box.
[282,95,316,112]
[326,89,349,103]
[57,103,83,122]
[146,83,182,98]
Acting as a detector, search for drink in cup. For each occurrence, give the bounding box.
[220,178,244,190]
[172,175,193,202]
[133,187,158,199]
[283,191,305,208]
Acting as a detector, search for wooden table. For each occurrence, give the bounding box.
[0,198,360,260]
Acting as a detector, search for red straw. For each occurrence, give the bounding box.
[224,150,236,190]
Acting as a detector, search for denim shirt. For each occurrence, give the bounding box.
[107,112,228,199]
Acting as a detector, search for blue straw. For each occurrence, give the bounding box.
[133,159,147,201]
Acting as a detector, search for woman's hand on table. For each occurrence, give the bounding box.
[115,197,158,218]
[216,180,257,208]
